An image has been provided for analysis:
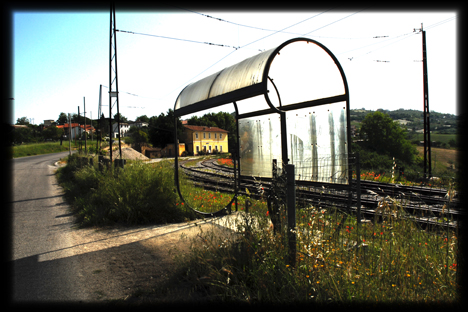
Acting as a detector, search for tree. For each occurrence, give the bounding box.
[113,113,128,123]
[359,111,417,165]
[148,109,183,148]
[16,117,30,125]
[13,126,32,144]
[42,125,64,141]
[135,115,149,123]
[56,112,68,125]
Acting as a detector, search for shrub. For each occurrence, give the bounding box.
[57,155,196,226]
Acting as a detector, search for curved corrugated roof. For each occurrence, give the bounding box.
[173,37,349,117]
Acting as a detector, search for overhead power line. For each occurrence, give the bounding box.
[177,7,376,40]
[159,9,334,101]
[116,29,240,50]
[341,15,456,62]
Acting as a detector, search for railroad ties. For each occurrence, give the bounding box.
[179,158,462,229]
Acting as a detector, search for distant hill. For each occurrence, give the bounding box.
[350,108,458,135]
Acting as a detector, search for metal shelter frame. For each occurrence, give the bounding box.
[173,37,350,217]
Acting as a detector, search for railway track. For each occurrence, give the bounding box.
[179,158,462,229]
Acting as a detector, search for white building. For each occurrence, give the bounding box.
[130,121,149,128]
[112,122,130,138]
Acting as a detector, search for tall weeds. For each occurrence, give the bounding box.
[173,194,460,304]
[57,154,196,226]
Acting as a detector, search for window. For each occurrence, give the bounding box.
[195,132,198,139]
[215,133,217,139]
[203,133,206,139]
[219,133,223,139]
[209,146,212,153]
[220,145,223,152]
[196,146,199,154]
[209,133,211,139]
[215,145,218,151]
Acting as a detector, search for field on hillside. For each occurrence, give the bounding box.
[416,146,459,172]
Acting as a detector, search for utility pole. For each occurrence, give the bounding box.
[78,106,81,152]
[109,3,122,161]
[84,97,87,154]
[414,23,431,178]
[97,84,102,153]
[68,113,71,156]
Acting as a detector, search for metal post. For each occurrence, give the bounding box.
[416,23,431,179]
[286,163,296,267]
[233,148,237,213]
[112,7,122,160]
[68,113,71,156]
[356,152,361,224]
[78,106,81,153]
[422,26,431,178]
[84,97,87,155]
[280,111,288,168]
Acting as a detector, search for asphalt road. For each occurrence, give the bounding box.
[8,151,90,303]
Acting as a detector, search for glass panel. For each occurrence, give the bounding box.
[268,40,345,107]
[239,114,282,178]
[286,102,348,184]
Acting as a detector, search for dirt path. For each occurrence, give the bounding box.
[66,217,235,303]
[54,149,240,303]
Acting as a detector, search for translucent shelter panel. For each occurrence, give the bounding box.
[286,102,348,184]
[174,48,275,114]
[239,114,282,177]
[267,40,346,107]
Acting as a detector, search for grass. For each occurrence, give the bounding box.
[412,133,458,146]
[171,187,461,305]
[12,141,75,158]
[56,153,461,305]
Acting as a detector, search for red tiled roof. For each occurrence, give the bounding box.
[56,123,94,130]
[183,125,228,133]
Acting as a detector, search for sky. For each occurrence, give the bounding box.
[11,7,459,125]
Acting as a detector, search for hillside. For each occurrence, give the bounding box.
[350,108,457,133]
[350,108,459,148]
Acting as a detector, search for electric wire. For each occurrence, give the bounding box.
[159,10,334,101]
[178,7,375,40]
[116,29,241,50]
[301,8,367,36]
[340,15,457,62]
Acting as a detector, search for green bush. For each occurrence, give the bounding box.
[57,154,196,226]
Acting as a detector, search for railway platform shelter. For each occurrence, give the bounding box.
[173,37,351,217]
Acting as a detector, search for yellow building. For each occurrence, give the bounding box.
[163,142,186,157]
[183,125,229,155]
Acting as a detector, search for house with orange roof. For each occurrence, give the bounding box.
[56,123,95,140]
